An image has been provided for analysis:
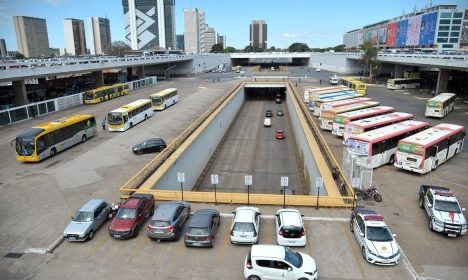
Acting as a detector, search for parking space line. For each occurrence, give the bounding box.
[305,223,312,256]
[400,247,419,280]
[341,223,366,279]
[169,234,185,267]
[216,222,231,270]
[86,232,110,261]
[263,218,271,243]
[127,234,147,264]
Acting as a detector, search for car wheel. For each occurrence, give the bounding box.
[130,122,134,128]
[133,226,139,238]
[350,221,354,232]
[150,206,154,216]
[361,247,367,260]
[137,150,143,155]
[429,219,434,231]
[388,155,395,165]
[50,148,57,157]
[82,135,87,143]
[247,275,261,280]
[144,114,147,120]
[419,196,424,209]
[88,230,94,240]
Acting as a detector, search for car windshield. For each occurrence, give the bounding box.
[186,227,209,235]
[73,211,93,222]
[116,208,137,219]
[152,96,162,106]
[367,226,393,242]
[107,112,123,125]
[284,247,303,268]
[15,137,35,156]
[150,220,170,227]
[434,200,461,213]
[233,222,254,232]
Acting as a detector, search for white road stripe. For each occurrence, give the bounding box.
[399,246,420,280]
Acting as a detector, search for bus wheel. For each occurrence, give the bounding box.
[388,155,395,165]
[144,114,147,120]
[82,135,87,143]
[433,160,438,170]
[50,148,57,157]
[130,122,133,128]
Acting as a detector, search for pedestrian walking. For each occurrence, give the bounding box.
[102,118,106,130]
[319,79,322,85]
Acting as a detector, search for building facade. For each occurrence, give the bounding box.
[217,35,226,48]
[88,17,112,55]
[0,39,7,57]
[460,9,468,50]
[176,34,184,50]
[122,0,176,50]
[250,20,267,49]
[183,8,207,53]
[63,18,87,56]
[343,4,466,50]
[205,26,216,52]
[13,16,50,57]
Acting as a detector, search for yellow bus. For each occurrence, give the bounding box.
[339,78,367,95]
[148,88,179,111]
[83,83,130,104]
[107,99,153,132]
[233,65,241,73]
[14,115,97,162]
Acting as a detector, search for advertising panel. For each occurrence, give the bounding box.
[370,29,378,45]
[396,19,408,47]
[358,31,364,46]
[419,12,438,45]
[378,27,387,44]
[386,21,397,47]
[406,15,422,46]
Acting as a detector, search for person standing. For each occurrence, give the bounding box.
[102,117,106,130]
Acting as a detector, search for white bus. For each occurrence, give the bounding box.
[386,78,421,90]
[149,88,179,110]
[395,123,465,174]
[346,120,429,168]
[309,91,360,112]
[313,95,369,116]
[303,86,348,103]
[343,112,414,141]
[107,99,154,132]
[425,93,456,118]
[332,106,395,137]
[320,101,380,131]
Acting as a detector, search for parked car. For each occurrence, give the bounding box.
[132,137,167,154]
[63,199,111,241]
[147,201,191,241]
[350,209,400,265]
[277,110,284,116]
[184,209,220,247]
[108,194,155,239]
[264,118,271,127]
[244,245,318,280]
[276,129,285,139]
[275,209,306,246]
[230,207,261,244]
[265,110,273,117]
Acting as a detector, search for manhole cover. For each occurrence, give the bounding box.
[4,252,23,258]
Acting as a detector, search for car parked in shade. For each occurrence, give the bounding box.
[184,209,220,247]
[132,137,167,154]
[230,206,261,244]
[147,201,191,241]
[63,199,111,241]
[265,110,273,117]
[108,194,155,239]
[275,209,306,247]
[276,129,285,139]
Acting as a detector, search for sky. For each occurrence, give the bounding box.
[0,0,466,51]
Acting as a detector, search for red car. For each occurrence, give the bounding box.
[276,129,285,139]
[108,194,155,239]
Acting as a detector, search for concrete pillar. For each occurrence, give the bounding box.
[436,68,449,94]
[394,64,404,78]
[136,66,145,79]
[126,67,133,81]
[13,80,28,106]
[92,71,104,87]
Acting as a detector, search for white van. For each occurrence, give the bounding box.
[264,118,271,127]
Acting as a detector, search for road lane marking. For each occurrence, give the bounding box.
[216,221,231,270]
[86,232,109,260]
[127,233,147,263]
[342,223,366,279]
[305,223,312,256]
[169,233,185,267]
[399,246,419,280]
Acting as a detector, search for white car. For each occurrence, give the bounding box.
[244,245,318,280]
[350,209,400,265]
[230,206,260,244]
[275,209,306,247]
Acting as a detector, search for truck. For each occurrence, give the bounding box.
[419,185,467,237]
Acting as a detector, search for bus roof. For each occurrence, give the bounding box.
[110,99,151,113]
[311,90,358,101]
[335,106,394,120]
[149,88,177,97]
[427,93,456,103]
[92,83,126,92]
[305,85,348,93]
[347,112,413,129]
[17,115,95,138]
[316,94,364,105]
[349,120,429,144]
[322,101,380,115]
[388,78,421,81]
[399,123,465,148]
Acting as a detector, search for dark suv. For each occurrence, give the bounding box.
[132,137,167,154]
[184,209,220,248]
[265,110,273,117]
[147,201,191,241]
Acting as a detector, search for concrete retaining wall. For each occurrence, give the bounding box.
[309,53,363,75]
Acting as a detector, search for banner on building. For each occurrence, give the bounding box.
[386,21,397,47]
[419,12,438,46]
[406,15,422,46]
[396,19,408,47]
[378,27,387,44]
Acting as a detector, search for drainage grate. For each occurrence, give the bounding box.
[4,252,23,258]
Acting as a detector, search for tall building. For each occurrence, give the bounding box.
[122,0,176,50]
[88,17,112,55]
[184,8,207,53]
[460,9,468,50]
[217,35,226,48]
[250,20,267,49]
[205,26,216,52]
[63,18,87,55]
[0,39,7,57]
[13,16,50,57]
[176,34,184,50]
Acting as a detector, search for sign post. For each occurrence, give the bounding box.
[245,175,252,206]
[315,177,323,210]
[281,176,289,208]
[211,174,219,205]
[177,172,185,201]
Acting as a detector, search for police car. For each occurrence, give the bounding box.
[350,209,400,265]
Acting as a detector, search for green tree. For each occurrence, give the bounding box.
[109,41,131,57]
[15,53,25,59]
[269,46,276,51]
[333,44,346,52]
[288,43,309,52]
[244,45,264,52]
[210,44,224,53]
[224,46,236,53]
[361,42,378,77]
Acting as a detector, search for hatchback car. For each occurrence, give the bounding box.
[277,110,284,116]
[230,207,261,244]
[132,137,167,154]
[147,201,191,241]
[275,98,282,104]
[244,245,318,280]
[184,209,220,247]
[276,129,285,139]
[265,110,273,117]
[63,199,111,241]
[350,209,400,265]
[275,209,306,247]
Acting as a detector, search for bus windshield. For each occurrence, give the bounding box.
[347,138,370,155]
[84,91,95,100]
[15,137,35,156]
[152,96,162,106]
[434,200,461,213]
[107,112,123,125]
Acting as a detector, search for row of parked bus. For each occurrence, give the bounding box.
[14,86,179,162]
[304,87,465,174]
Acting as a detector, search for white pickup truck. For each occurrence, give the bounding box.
[419,185,467,237]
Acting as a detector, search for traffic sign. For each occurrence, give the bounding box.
[315,177,323,189]
[352,177,361,189]
[177,172,185,183]
[211,174,219,185]
[281,176,289,187]
[245,175,252,186]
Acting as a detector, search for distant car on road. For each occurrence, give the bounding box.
[264,118,271,127]
[315,68,321,72]
[275,98,282,104]
[276,129,285,139]
[184,209,220,247]
[277,110,284,116]
[132,137,167,154]
[265,110,273,117]
[147,201,191,241]
[64,199,111,241]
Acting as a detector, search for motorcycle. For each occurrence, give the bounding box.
[355,186,382,202]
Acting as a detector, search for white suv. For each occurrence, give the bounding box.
[275,209,306,247]
[230,206,260,244]
[244,244,318,280]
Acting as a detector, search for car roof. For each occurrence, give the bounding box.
[235,207,259,223]
[79,199,106,212]
[251,245,285,259]
[122,198,141,209]
[276,129,284,132]
[277,209,302,226]
[188,209,217,227]
[144,137,163,142]
[151,202,183,221]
